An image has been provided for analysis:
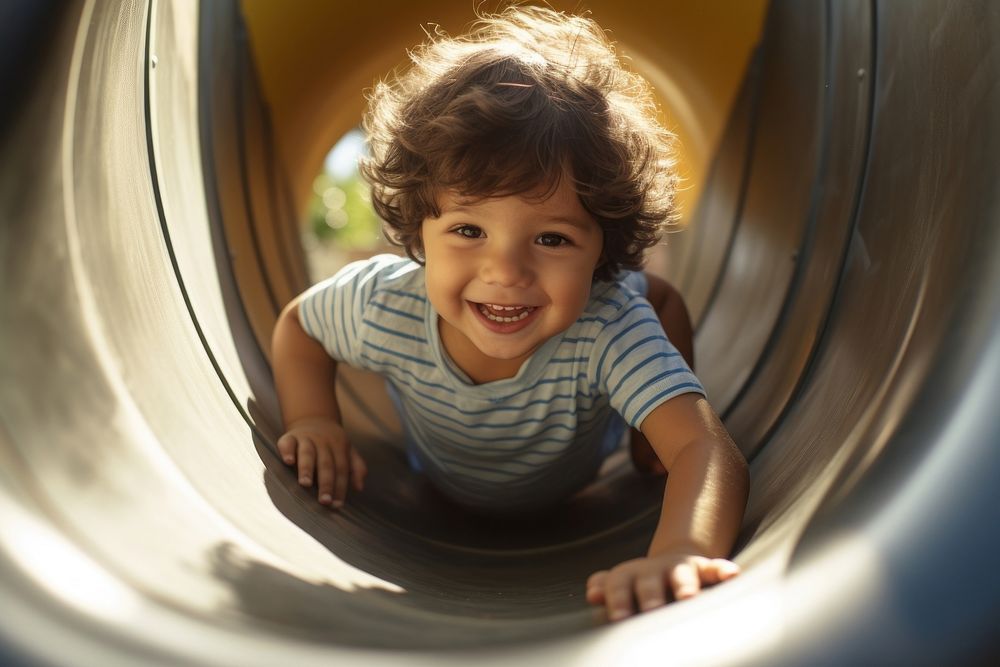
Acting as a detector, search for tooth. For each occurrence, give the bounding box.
[476,302,534,323]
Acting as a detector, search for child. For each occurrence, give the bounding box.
[271,6,748,622]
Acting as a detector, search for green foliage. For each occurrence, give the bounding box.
[305,170,382,250]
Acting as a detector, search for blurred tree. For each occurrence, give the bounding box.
[305,170,381,250]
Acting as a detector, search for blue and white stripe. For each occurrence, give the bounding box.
[299,254,704,513]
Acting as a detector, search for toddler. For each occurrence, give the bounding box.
[271,5,749,622]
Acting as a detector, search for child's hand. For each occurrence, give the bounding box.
[586,553,740,621]
[277,417,367,508]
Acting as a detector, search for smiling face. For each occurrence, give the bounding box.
[420,177,604,383]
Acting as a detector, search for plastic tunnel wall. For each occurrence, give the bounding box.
[1,0,999,665]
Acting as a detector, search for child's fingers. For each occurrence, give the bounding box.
[296,438,316,486]
[350,451,368,492]
[669,561,701,600]
[699,558,740,585]
[587,556,739,622]
[277,434,297,465]
[279,427,363,508]
[586,571,608,605]
[603,570,637,621]
[315,444,334,505]
[635,571,667,612]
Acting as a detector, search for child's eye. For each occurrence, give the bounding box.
[453,224,484,239]
[537,233,570,247]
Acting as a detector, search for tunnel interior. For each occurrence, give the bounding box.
[1,0,999,666]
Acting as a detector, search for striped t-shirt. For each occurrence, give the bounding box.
[299,254,704,513]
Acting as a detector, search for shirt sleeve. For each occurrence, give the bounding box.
[589,294,705,429]
[296,254,401,367]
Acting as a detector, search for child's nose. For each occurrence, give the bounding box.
[480,246,533,288]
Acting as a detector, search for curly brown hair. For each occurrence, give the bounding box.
[359,5,677,281]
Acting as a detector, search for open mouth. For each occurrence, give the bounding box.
[475,302,536,323]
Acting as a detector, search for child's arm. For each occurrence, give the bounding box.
[586,393,748,620]
[271,297,367,508]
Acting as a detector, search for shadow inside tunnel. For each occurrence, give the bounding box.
[205,531,611,649]
[238,390,675,645]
